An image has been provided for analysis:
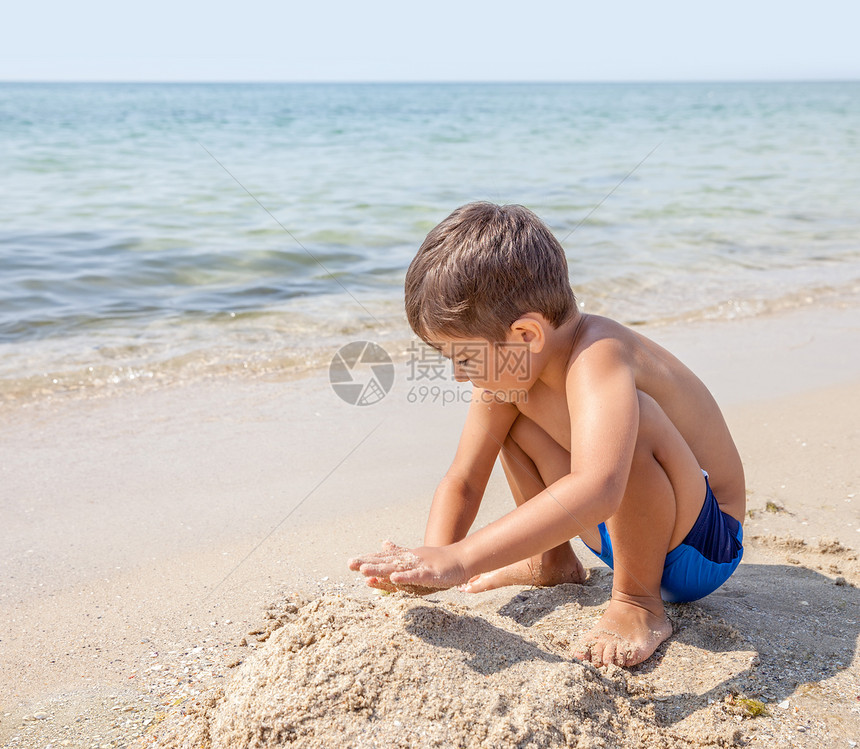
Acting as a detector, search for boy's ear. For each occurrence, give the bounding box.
[509,315,546,353]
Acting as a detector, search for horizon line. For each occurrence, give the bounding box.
[1,77,858,85]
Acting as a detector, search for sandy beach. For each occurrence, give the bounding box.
[2,301,859,748]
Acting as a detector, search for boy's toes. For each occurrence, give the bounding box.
[591,640,611,667]
[608,641,633,667]
[599,639,618,667]
[573,631,630,667]
[572,639,594,664]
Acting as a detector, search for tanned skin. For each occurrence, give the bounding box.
[350,311,744,667]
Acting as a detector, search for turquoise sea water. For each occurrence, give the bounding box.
[1,82,859,402]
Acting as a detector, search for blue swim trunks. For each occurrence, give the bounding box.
[583,473,743,603]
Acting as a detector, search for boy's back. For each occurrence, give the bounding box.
[517,314,745,524]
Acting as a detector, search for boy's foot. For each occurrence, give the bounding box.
[573,594,672,667]
[461,546,586,593]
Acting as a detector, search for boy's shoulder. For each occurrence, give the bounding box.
[575,313,633,343]
[508,316,637,415]
[563,315,639,376]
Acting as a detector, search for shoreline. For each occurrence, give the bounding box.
[1,303,859,746]
[2,277,858,411]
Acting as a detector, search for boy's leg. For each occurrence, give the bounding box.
[464,414,589,592]
[574,392,707,667]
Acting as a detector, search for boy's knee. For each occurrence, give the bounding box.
[503,413,529,451]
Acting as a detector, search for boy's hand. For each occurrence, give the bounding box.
[348,540,467,595]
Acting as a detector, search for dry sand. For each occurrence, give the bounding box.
[2,304,859,748]
[146,593,705,748]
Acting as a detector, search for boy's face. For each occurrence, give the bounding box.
[431,334,535,400]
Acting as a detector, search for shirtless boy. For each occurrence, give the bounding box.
[349,202,745,667]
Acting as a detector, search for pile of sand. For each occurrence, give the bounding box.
[144,593,701,748]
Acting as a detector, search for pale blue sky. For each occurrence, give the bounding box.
[3,0,858,82]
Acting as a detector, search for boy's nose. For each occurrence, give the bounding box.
[452,363,470,382]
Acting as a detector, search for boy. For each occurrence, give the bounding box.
[349,202,745,667]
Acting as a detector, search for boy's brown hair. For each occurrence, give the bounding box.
[405,202,577,343]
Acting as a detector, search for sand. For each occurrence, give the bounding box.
[2,303,860,748]
[146,593,705,749]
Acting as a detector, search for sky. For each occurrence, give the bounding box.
[2,0,859,82]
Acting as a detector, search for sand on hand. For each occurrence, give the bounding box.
[145,592,700,749]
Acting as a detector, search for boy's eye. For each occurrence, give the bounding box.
[456,359,469,367]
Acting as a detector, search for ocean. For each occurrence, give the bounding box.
[1,82,858,403]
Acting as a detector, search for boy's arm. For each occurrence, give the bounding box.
[423,393,520,546]
[351,339,639,590]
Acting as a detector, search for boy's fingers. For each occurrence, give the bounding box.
[368,577,442,596]
[390,568,427,585]
[390,572,450,595]
[348,552,397,570]
[367,577,398,592]
[348,556,384,571]
[358,561,401,578]
[382,540,407,552]
[348,542,413,572]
